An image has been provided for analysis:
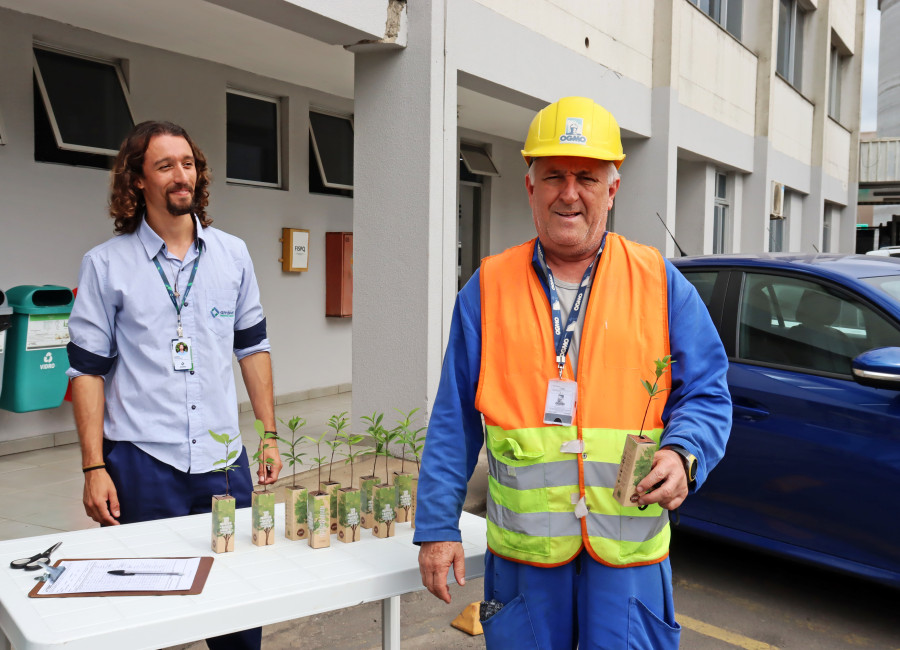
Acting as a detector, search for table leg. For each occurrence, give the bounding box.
[382,594,400,649]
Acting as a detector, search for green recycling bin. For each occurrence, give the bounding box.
[0,285,74,413]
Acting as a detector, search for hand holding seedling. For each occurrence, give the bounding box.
[252,419,281,489]
[631,356,689,510]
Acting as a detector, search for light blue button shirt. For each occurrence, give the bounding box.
[67,217,269,473]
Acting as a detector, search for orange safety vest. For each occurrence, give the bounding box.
[475,233,671,567]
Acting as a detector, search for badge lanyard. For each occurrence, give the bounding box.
[152,248,200,338]
[536,241,602,379]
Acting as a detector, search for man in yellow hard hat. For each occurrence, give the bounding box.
[413,97,731,648]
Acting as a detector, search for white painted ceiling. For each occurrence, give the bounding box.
[0,0,355,98]
[1,0,534,142]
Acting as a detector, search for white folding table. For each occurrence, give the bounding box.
[0,506,486,650]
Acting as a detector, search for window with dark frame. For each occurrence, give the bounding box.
[309,110,353,197]
[687,0,743,39]
[828,44,846,121]
[226,89,281,187]
[32,45,135,168]
[776,0,805,89]
[460,143,500,177]
[713,171,730,254]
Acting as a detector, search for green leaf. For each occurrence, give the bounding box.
[213,459,226,466]
[253,419,265,439]
[226,450,239,461]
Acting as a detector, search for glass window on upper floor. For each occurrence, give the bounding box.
[828,43,847,121]
[688,0,743,39]
[777,0,806,89]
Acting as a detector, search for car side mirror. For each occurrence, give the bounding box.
[851,347,900,390]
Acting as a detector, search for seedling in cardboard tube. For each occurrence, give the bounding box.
[394,407,427,474]
[638,356,675,438]
[362,412,387,479]
[278,415,307,489]
[304,430,329,489]
[209,429,241,497]
[325,412,349,484]
[339,427,368,487]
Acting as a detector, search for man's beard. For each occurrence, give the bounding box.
[166,184,195,216]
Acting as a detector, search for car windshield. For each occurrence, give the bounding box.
[860,275,900,302]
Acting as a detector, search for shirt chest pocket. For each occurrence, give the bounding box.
[204,289,238,339]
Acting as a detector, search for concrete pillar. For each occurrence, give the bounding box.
[352,0,447,435]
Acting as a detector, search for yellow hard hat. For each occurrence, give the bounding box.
[521,96,625,168]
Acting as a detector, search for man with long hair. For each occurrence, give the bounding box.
[66,121,280,650]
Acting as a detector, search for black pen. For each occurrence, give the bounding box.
[107,570,183,576]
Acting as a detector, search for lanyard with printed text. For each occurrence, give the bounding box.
[152,248,200,338]
[536,240,602,379]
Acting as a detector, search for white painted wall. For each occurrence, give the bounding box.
[677,4,757,136]
[831,0,858,51]
[0,9,352,442]
[471,0,655,88]
[824,118,852,188]
[771,77,815,165]
[483,136,534,255]
[674,159,709,256]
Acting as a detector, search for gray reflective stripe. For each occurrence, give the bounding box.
[586,510,669,543]
[487,495,669,544]
[582,461,618,488]
[487,495,582,538]
[487,449,618,490]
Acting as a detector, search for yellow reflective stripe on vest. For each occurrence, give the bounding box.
[579,427,664,464]
[488,448,618,491]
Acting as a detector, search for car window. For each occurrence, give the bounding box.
[738,272,900,374]
[862,275,900,302]
[680,271,717,308]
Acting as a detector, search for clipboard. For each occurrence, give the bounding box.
[28,557,213,598]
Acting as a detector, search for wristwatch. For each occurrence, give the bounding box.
[665,445,697,487]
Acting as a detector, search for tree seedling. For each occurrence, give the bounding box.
[362,412,387,480]
[339,427,368,487]
[638,356,675,437]
[278,415,307,489]
[304,430,329,489]
[325,412,349,484]
[393,407,427,475]
[209,429,241,497]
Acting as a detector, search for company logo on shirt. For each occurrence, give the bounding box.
[210,307,235,319]
[40,352,55,370]
[559,117,587,144]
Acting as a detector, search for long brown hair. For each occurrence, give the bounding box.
[109,121,212,234]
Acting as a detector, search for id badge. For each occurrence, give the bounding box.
[543,379,576,426]
[171,337,193,371]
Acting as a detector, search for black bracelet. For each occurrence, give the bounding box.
[264,431,277,436]
[82,464,106,473]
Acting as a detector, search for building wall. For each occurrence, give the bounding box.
[0,8,353,443]
[677,6,757,136]
[471,0,655,87]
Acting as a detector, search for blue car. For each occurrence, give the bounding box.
[671,253,900,589]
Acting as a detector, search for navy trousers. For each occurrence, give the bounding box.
[482,549,680,650]
[103,439,262,650]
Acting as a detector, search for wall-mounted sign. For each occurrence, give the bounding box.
[280,228,310,272]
